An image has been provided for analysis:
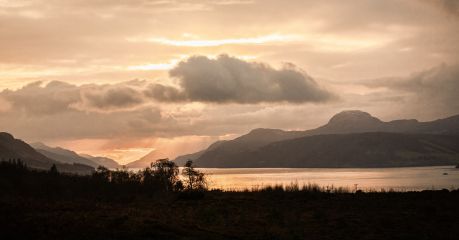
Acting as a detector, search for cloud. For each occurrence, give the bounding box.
[1,0,458,88]
[361,63,459,118]
[1,0,458,162]
[0,55,337,143]
[78,84,145,111]
[0,80,165,141]
[0,96,11,112]
[147,55,335,104]
[1,81,81,116]
[423,0,459,17]
[0,80,149,115]
[144,83,185,102]
[142,34,302,47]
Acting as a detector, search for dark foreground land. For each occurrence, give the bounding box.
[1,162,459,240]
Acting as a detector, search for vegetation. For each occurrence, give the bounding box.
[182,160,207,191]
[1,160,459,240]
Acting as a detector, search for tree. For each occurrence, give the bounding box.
[110,166,131,184]
[150,158,180,191]
[182,160,207,191]
[49,164,58,175]
[174,180,184,192]
[93,166,111,182]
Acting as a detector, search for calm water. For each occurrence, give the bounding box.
[198,166,459,191]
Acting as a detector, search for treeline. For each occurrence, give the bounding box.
[2,159,458,199]
[0,159,207,199]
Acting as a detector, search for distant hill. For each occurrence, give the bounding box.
[79,154,120,169]
[31,142,120,169]
[177,110,459,168]
[128,141,228,168]
[173,141,227,166]
[126,148,170,168]
[0,132,94,174]
[31,142,99,168]
[195,132,459,168]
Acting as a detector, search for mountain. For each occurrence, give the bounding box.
[129,140,228,168]
[31,142,120,169]
[305,110,459,135]
[79,154,120,169]
[31,142,100,168]
[126,148,170,168]
[188,110,459,167]
[173,140,227,166]
[0,132,94,174]
[195,132,459,168]
[173,151,205,166]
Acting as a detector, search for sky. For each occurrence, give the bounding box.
[1,0,459,164]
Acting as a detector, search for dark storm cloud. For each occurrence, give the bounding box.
[147,55,335,104]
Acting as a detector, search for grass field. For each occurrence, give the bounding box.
[1,161,458,240]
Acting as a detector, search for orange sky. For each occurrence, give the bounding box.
[1,0,459,164]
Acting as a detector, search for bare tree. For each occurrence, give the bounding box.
[182,160,207,191]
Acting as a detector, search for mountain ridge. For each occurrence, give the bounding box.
[0,132,94,174]
[31,142,100,168]
[31,142,120,169]
[168,110,459,168]
[195,132,459,168]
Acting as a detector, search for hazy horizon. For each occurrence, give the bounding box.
[1,0,459,164]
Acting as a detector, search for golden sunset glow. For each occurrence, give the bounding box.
[1,0,459,164]
[143,34,302,47]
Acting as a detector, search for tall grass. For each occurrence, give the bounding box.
[221,182,352,193]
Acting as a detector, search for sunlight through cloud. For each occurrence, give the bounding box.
[137,34,303,47]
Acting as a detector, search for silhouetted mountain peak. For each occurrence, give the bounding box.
[328,110,382,125]
[314,110,384,134]
[327,110,382,127]
[0,132,15,141]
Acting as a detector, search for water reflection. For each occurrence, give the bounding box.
[199,166,459,191]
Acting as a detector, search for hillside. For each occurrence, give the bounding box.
[173,140,227,166]
[31,143,120,169]
[0,132,94,174]
[304,110,459,135]
[126,149,170,168]
[129,140,229,168]
[80,154,120,169]
[31,142,99,168]
[176,110,459,167]
[195,132,459,168]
